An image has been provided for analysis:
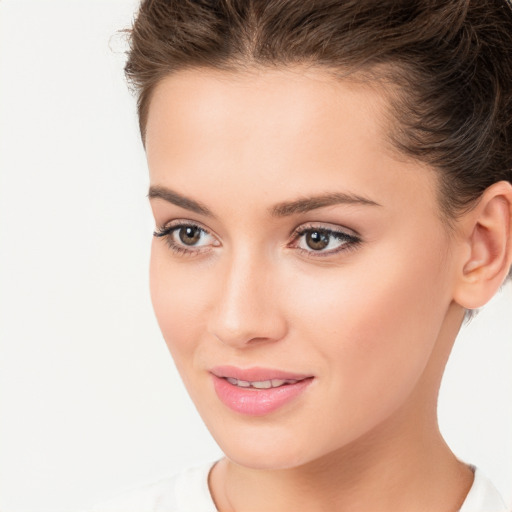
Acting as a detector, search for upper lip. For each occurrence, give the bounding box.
[210,365,313,382]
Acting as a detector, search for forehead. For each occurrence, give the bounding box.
[145,66,439,222]
[145,65,391,161]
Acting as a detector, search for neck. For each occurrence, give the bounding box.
[211,415,472,512]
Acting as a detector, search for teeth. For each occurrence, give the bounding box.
[226,377,250,387]
[225,377,298,388]
[251,380,272,389]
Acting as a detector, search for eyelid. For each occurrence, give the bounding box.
[288,222,362,258]
[290,221,361,239]
[153,219,220,256]
[154,219,218,239]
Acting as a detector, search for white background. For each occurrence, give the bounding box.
[0,1,510,511]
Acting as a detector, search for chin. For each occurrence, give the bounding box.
[222,444,311,471]
[205,421,323,471]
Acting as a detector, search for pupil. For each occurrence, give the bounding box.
[306,230,329,250]
[179,226,200,245]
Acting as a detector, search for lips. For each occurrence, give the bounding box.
[210,366,314,416]
[224,376,301,389]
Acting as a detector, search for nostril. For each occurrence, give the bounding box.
[209,317,288,348]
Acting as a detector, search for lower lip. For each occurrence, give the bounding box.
[212,375,313,416]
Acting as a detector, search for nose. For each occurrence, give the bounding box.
[207,249,288,348]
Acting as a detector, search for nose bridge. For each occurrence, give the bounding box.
[208,244,286,347]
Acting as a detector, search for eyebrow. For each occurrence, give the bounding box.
[148,185,214,217]
[269,192,381,217]
[148,185,381,218]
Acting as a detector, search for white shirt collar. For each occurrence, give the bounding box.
[459,467,508,512]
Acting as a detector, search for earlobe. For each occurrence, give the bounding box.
[453,181,512,310]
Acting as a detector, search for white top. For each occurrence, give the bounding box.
[90,462,508,512]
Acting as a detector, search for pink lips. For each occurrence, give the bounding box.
[211,365,314,416]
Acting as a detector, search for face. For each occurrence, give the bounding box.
[145,67,462,470]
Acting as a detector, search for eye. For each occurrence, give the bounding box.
[290,225,361,257]
[153,221,219,256]
[176,225,203,245]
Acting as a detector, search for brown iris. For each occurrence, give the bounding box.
[305,230,330,250]
[179,226,201,245]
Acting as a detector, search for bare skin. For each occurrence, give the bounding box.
[208,298,472,512]
[145,66,512,511]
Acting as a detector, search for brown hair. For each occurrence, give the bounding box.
[124,0,512,272]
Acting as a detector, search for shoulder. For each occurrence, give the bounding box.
[89,461,218,512]
[459,467,509,512]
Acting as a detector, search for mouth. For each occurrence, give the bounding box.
[210,366,314,416]
[223,376,307,389]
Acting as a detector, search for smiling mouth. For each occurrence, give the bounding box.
[224,377,308,389]
[210,367,314,415]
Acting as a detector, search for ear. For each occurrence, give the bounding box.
[453,180,512,310]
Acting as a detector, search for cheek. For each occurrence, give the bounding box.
[149,242,210,369]
[285,236,451,418]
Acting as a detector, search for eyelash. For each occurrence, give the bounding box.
[153,221,361,259]
[153,221,215,257]
[291,224,361,259]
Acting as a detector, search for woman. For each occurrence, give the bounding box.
[95,0,512,510]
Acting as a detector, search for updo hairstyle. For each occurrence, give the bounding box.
[125,0,512,277]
